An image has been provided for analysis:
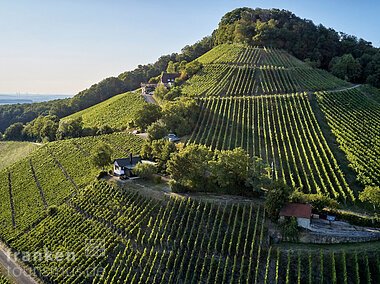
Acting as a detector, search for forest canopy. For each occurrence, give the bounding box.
[213,7,380,85]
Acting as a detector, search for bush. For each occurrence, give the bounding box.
[133,163,158,180]
[169,180,189,193]
[279,217,299,242]
[323,208,380,227]
[47,205,58,216]
[97,171,109,179]
[291,191,339,212]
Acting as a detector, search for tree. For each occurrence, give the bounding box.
[92,143,113,171]
[96,124,114,135]
[147,120,168,141]
[56,117,84,140]
[3,123,25,141]
[153,85,168,101]
[330,54,362,82]
[133,163,158,180]
[140,139,178,172]
[209,148,251,193]
[162,98,200,136]
[23,115,59,142]
[167,144,213,191]
[359,186,380,211]
[265,181,294,221]
[134,104,162,130]
[291,191,338,212]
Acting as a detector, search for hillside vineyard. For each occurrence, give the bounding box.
[0,40,379,283]
[182,45,350,97]
[188,93,354,201]
[10,181,379,283]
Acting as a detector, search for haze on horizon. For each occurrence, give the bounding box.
[0,0,378,95]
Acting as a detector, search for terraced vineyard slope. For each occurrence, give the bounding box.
[9,181,380,283]
[0,132,143,243]
[182,44,350,97]
[317,88,380,186]
[62,91,146,129]
[189,93,354,201]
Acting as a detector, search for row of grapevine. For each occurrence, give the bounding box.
[183,64,350,97]
[278,249,380,284]
[316,88,380,186]
[196,44,308,68]
[189,94,354,200]
[263,47,306,68]
[11,181,270,283]
[0,132,143,243]
[62,91,147,129]
[9,180,380,283]
[0,274,9,284]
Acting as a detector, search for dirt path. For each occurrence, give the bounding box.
[0,243,38,284]
[326,84,361,93]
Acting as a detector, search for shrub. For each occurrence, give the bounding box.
[47,205,58,216]
[133,163,158,180]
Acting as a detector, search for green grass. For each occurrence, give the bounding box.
[0,141,39,171]
[62,91,147,129]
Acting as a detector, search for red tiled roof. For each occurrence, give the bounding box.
[279,203,312,219]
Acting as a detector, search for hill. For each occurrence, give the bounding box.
[61,92,147,129]
[182,44,350,97]
[0,141,40,171]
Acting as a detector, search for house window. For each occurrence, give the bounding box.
[115,165,119,170]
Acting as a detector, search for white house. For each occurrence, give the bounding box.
[113,154,142,178]
[279,203,312,229]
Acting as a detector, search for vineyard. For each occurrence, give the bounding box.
[316,88,380,186]
[0,132,143,243]
[0,141,40,171]
[0,274,9,284]
[8,181,380,283]
[188,93,354,201]
[182,44,350,97]
[62,91,147,129]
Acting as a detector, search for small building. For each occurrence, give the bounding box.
[160,72,180,86]
[113,154,142,178]
[279,203,312,229]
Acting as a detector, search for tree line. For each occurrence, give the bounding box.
[213,7,380,86]
[0,37,213,133]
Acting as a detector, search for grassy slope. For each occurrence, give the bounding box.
[62,91,147,129]
[0,142,40,171]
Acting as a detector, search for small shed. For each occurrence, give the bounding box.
[113,154,142,178]
[279,203,312,229]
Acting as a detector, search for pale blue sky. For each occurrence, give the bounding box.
[0,0,378,94]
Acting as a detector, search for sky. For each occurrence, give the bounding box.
[0,0,378,95]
